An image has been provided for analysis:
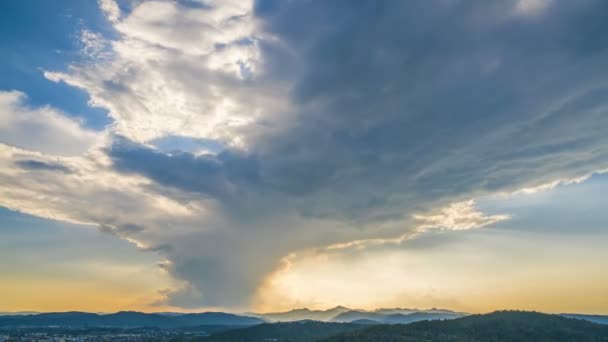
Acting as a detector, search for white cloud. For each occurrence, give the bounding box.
[80,29,110,60]
[302,201,509,256]
[45,0,275,145]
[0,91,101,156]
[0,141,213,264]
[98,0,121,23]
[513,0,553,16]
[413,200,510,231]
[114,0,254,56]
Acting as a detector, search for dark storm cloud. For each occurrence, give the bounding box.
[104,0,608,306]
[109,137,261,201]
[114,0,608,216]
[250,0,608,208]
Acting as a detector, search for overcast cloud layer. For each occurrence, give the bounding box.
[1,0,608,309]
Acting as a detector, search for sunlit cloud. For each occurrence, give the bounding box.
[98,0,120,24]
[514,0,553,16]
[414,200,511,231]
[0,91,101,156]
[44,0,272,145]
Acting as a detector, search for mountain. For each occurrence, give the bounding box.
[252,306,467,323]
[350,319,382,325]
[321,311,608,341]
[373,307,457,315]
[172,312,264,326]
[384,311,465,324]
[0,312,40,316]
[329,310,383,323]
[252,306,351,322]
[0,312,102,328]
[205,321,367,341]
[372,308,417,315]
[330,309,465,323]
[561,313,608,325]
[0,307,465,329]
[0,311,264,329]
[155,312,188,317]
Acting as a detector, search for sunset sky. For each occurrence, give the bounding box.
[1,0,607,315]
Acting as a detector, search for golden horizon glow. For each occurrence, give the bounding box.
[253,229,608,315]
[0,263,180,313]
[2,225,608,315]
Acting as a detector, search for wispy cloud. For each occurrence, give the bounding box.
[414,200,510,231]
[0,91,100,156]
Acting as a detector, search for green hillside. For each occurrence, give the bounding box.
[205,321,366,342]
[321,311,608,342]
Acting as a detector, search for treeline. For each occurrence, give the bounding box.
[205,321,366,342]
[320,311,608,342]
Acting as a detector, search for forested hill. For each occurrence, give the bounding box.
[320,311,608,342]
[205,321,366,342]
[0,311,264,329]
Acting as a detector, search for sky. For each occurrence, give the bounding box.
[0,0,607,314]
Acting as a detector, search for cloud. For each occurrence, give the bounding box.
[414,200,510,231]
[44,0,281,145]
[514,0,553,16]
[2,0,608,310]
[98,0,121,23]
[14,159,72,173]
[79,29,111,60]
[0,91,101,156]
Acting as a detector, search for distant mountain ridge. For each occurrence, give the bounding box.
[1,308,605,330]
[250,306,608,326]
[561,313,608,325]
[330,309,466,324]
[0,312,40,316]
[249,306,351,322]
[0,311,264,329]
[252,306,467,324]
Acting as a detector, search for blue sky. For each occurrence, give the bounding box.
[479,173,608,234]
[0,207,156,276]
[0,0,111,129]
[0,0,607,313]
